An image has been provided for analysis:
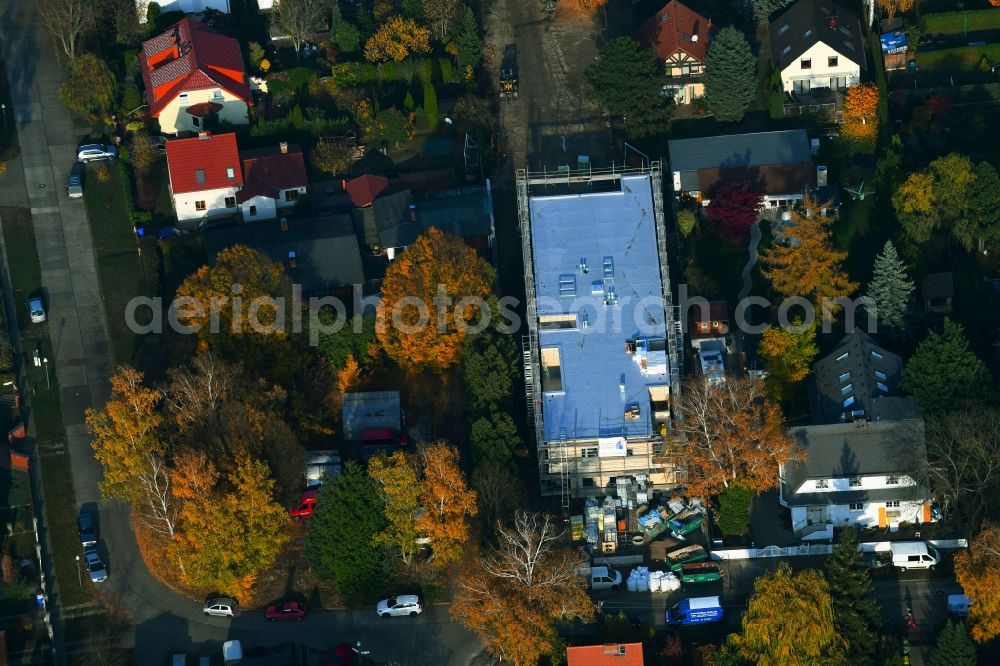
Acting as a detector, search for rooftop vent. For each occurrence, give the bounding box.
[691,34,699,42]
[579,257,589,273]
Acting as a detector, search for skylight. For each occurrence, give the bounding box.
[778,22,789,34]
[195,169,205,185]
[782,45,791,55]
[803,29,813,38]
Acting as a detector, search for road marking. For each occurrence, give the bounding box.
[30,207,60,214]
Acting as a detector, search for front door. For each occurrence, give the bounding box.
[807,506,826,525]
[878,507,887,528]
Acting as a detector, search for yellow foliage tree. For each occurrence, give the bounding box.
[758,320,819,401]
[364,16,431,63]
[368,451,422,563]
[417,442,477,567]
[841,83,878,150]
[377,227,495,373]
[760,196,858,312]
[724,562,847,664]
[955,521,1000,643]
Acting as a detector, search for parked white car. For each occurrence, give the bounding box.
[590,566,622,590]
[202,596,239,617]
[27,297,46,323]
[77,144,118,163]
[376,594,422,617]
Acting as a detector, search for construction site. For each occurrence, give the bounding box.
[518,161,684,511]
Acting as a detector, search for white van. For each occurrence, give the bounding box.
[590,566,622,590]
[890,542,940,570]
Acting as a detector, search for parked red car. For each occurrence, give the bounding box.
[290,491,317,520]
[265,600,308,622]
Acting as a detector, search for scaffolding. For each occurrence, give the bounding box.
[517,162,682,509]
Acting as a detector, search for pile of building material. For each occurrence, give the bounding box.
[626,566,680,593]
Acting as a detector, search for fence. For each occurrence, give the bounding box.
[711,538,968,560]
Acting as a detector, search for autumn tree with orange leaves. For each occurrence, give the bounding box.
[417,442,477,566]
[364,15,431,63]
[87,366,178,538]
[760,196,858,313]
[876,0,914,20]
[452,511,594,665]
[677,376,800,498]
[841,83,878,150]
[955,521,1000,643]
[377,227,495,372]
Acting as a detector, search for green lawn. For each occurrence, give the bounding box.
[82,166,157,364]
[0,207,94,608]
[918,43,1000,70]
[921,8,1000,34]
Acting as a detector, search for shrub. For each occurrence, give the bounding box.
[422,82,439,130]
[404,90,415,111]
[416,58,434,85]
[381,61,399,82]
[248,42,266,68]
[677,209,697,237]
[718,485,753,536]
[93,163,110,183]
[438,57,454,82]
[289,105,306,129]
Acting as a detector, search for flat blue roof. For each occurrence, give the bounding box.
[530,175,670,443]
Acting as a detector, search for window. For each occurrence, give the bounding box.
[778,22,790,34]
[581,448,598,459]
[840,384,853,396]
[249,205,257,216]
[191,115,200,128]
[541,347,564,392]
[830,76,847,90]
[815,479,829,489]
[582,478,596,488]
[195,169,205,185]
[803,29,813,38]
[838,372,851,382]
[828,56,839,67]
[782,45,791,55]
[195,201,206,211]
[284,189,299,202]
[849,502,864,511]
[874,370,887,381]
[800,58,812,69]
[876,381,889,393]
[212,88,223,99]
[793,79,811,94]
[843,395,855,408]
[179,93,188,103]
[843,39,855,49]
[849,477,862,487]
[886,501,900,508]
[226,167,236,180]
[871,350,884,360]
[836,352,849,362]
[224,196,236,208]
[886,475,899,485]
[626,448,635,457]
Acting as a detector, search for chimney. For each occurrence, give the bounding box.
[828,16,838,29]
[287,250,296,268]
[198,131,210,139]
[408,203,417,223]
[279,141,288,154]
[280,217,289,232]
[816,165,828,187]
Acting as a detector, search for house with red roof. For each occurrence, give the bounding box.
[237,143,308,222]
[165,132,243,222]
[566,643,644,666]
[166,133,309,223]
[634,0,715,105]
[139,17,250,135]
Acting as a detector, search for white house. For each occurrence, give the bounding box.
[139,17,250,135]
[779,397,935,540]
[237,143,308,222]
[769,0,866,95]
[165,132,243,222]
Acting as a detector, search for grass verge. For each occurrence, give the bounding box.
[0,207,94,608]
[82,165,158,364]
[921,8,1000,34]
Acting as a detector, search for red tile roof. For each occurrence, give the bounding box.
[139,18,250,118]
[566,643,644,666]
[166,132,243,194]
[238,145,308,203]
[634,0,714,63]
[346,174,390,207]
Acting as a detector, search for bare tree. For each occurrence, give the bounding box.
[423,0,462,41]
[136,452,178,539]
[162,352,238,434]
[925,408,1000,534]
[481,511,580,588]
[40,0,95,59]
[269,0,327,58]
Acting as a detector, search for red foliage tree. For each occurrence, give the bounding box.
[705,182,763,246]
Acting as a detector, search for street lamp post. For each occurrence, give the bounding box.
[74,555,81,589]
[0,103,6,136]
[352,641,370,665]
[42,357,49,390]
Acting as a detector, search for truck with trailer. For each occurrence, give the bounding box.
[664,544,708,567]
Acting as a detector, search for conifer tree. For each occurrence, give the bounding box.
[866,240,914,332]
[826,529,881,665]
[702,27,757,122]
[901,318,992,414]
[930,620,977,666]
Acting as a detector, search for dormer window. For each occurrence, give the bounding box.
[179,92,189,104]
[778,22,790,34]
[803,29,813,38]
[226,167,236,180]
[213,89,223,99]
[849,477,862,487]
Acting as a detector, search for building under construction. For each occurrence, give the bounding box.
[518,163,683,509]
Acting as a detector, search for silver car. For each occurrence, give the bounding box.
[27,297,45,323]
[83,548,107,583]
[77,144,118,163]
[376,594,422,617]
[202,596,239,617]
